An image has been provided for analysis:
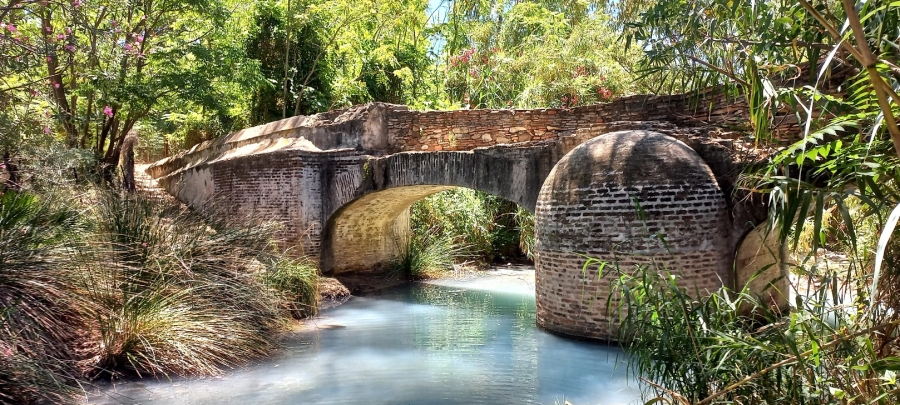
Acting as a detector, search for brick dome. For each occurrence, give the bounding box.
[534,130,731,340]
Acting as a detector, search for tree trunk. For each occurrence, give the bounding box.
[120,131,138,193]
[2,151,18,191]
[41,10,78,147]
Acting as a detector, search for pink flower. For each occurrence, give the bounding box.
[124,43,132,51]
[65,27,72,35]
[54,83,60,89]
[43,126,51,134]
[103,106,113,118]
[136,35,143,43]
[141,242,147,247]
[46,56,52,62]
[45,26,53,33]
[57,34,66,40]
[64,45,75,52]
[7,24,17,33]
[72,0,82,7]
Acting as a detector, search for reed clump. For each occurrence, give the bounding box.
[614,255,900,404]
[0,188,320,404]
[394,188,533,279]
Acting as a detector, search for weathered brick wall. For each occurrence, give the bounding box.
[207,150,321,256]
[534,131,731,340]
[383,91,759,152]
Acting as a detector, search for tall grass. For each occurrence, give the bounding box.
[73,191,316,378]
[263,258,320,319]
[0,186,321,401]
[391,230,468,279]
[409,188,530,266]
[614,252,899,404]
[0,191,83,404]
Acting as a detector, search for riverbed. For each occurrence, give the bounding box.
[88,266,642,404]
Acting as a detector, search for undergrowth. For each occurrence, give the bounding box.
[399,188,534,278]
[613,241,900,404]
[0,187,320,403]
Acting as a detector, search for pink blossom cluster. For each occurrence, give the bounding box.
[561,94,580,108]
[595,86,612,101]
[449,48,476,67]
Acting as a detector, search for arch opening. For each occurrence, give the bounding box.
[321,185,534,280]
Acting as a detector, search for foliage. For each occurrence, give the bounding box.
[1,0,264,177]
[410,188,524,265]
[614,1,900,401]
[0,169,320,397]
[244,0,334,123]
[436,1,641,108]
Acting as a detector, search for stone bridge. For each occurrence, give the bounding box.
[147,92,781,340]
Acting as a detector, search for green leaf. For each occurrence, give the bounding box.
[871,202,900,311]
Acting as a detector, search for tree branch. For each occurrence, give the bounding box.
[684,54,750,87]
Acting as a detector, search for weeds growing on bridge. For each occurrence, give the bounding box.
[0,185,320,403]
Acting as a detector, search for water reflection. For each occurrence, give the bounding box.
[90,280,641,405]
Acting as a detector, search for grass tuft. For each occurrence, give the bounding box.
[0,186,321,397]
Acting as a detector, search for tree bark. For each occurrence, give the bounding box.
[41,9,78,147]
[120,130,138,193]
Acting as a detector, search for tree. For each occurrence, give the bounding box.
[434,0,642,108]
[1,0,264,186]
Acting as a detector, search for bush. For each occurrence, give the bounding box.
[614,262,897,404]
[0,186,321,398]
[409,189,530,265]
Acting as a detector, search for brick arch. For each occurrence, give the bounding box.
[320,150,553,274]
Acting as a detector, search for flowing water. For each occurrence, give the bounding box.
[89,267,642,405]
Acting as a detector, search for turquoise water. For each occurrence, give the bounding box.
[91,276,642,405]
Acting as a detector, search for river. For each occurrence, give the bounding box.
[89,266,643,404]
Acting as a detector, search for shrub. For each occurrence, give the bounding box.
[0,191,83,404]
[71,191,297,378]
[263,258,320,319]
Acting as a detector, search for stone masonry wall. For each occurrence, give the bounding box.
[383,92,745,152]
